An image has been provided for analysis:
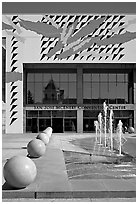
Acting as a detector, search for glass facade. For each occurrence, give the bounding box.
[26,110,77,133]
[83,73,131,104]
[27,73,77,104]
[25,64,135,133]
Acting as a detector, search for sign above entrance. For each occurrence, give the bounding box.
[25,104,135,111]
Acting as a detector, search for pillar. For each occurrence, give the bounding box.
[6,36,23,133]
[23,108,26,133]
[77,66,83,104]
[77,66,83,133]
[77,109,83,133]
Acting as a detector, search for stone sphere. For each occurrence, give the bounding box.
[43,127,53,137]
[36,132,49,145]
[27,139,46,158]
[128,127,135,134]
[3,155,37,188]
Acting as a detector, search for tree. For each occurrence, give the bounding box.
[27,90,34,104]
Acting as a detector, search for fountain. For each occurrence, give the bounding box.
[103,101,108,147]
[110,109,113,152]
[98,112,102,145]
[94,120,98,142]
[118,120,123,155]
[111,119,127,156]
[63,103,135,181]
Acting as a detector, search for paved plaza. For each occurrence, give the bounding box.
[2,132,136,201]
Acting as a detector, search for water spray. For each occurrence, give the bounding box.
[110,109,113,152]
[98,112,102,144]
[103,101,108,147]
[94,120,98,142]
[118,120,123,156]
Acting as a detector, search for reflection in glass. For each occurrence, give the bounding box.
[83,74,91,81]
[35,83,43,103]
[109,82,117,101]
[43,73,51,82]
[34,73,42,82]
[116,83,125,103]
[27,83,34,104]
[92,82,99,103]
[27,73,76,104]
[100,82,108,101]
[60,82,68,104]
[52,74,59,82]
[109,74,116,82]
[69,83,76,103]
[69,83,76,97]
[69,74,76,82]
[92,74,99,82]
[83,82,91,98]
[83,73,129,104]
[100,74,108,82]
[117,74,124,82]
[28,73,34,82]
[60,74,68,82]
[43,79,58,104]
[124,83,128,103]
[83,82,91,104]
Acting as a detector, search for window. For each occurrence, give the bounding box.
[27,72,76,104]
[109,74,116,82]
[28,73,34,82]
[92,82,100,103]
[34,83,43,103]
[83,74,91,81]
[34,73,42,82]
[100,82,108,101]
[83,73,130,104]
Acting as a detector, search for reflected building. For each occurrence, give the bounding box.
[43,79,64,104]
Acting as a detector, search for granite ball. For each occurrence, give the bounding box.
[43,127,53,137]
[27,139,46,158]
[3,155,37,188]
[37,132,49,145]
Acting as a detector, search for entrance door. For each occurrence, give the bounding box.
[83,119,96,132]
[64,119,76,131]
[39,119,51,132]
[31,118,38,133]
[52,118,63,133]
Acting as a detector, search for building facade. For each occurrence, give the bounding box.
[2,2,136,133]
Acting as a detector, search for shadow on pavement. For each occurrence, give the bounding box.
[2,182,26,190]
[21,146,27,149]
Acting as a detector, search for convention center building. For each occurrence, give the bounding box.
[2,2,136,133]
